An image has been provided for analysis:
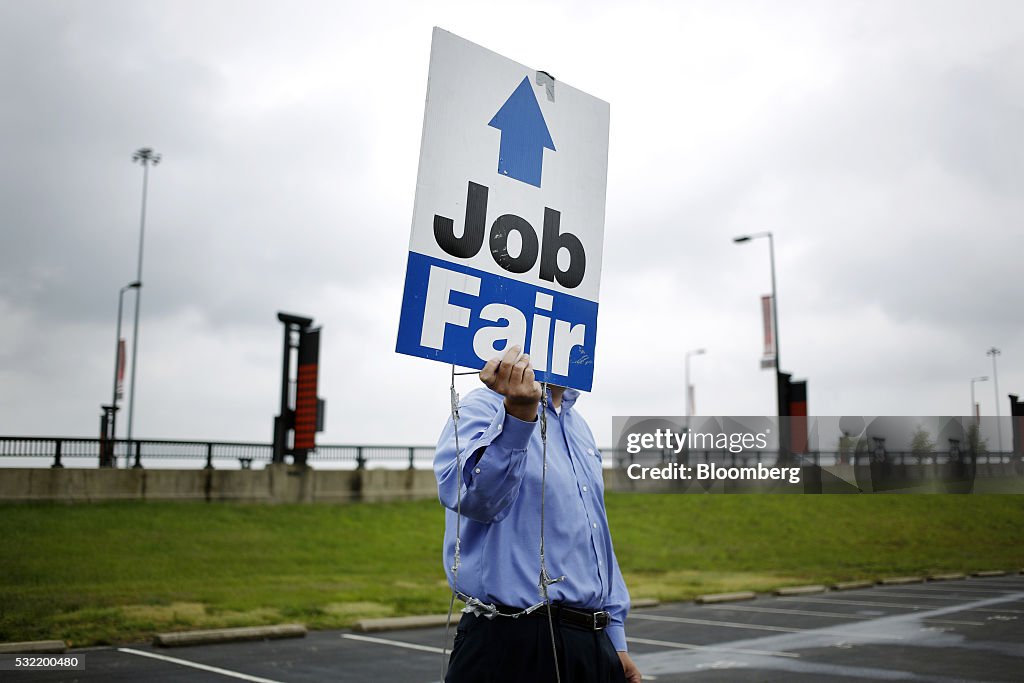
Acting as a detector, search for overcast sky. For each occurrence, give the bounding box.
[1,0,1021,451]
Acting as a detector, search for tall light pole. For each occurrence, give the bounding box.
[127,147,160,466]
[986,347,1002,453]
[969,375,988,426]
[111,281,141,466]
[733,231,780,417]
[685,348,706,417]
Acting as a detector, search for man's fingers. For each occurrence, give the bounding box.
[495,345,522,387]
[512,354,530,385]
[530,380,543,404]
[481,345,542,403]
[520,369,543,404]
[479,358,499,386]
[501,344,522,368]
[522,364,535,388]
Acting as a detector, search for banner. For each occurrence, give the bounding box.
[760,294,775,370]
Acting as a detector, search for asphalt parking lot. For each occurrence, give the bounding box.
[12,574,1024,682]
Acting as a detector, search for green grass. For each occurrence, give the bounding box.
[1,495,1022,647]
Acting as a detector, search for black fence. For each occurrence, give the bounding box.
[1,435,1019,471]
[0,437,439,470]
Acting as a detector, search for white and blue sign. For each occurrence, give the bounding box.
[396,29,610,391]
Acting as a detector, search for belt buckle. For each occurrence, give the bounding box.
[593,610,609,630]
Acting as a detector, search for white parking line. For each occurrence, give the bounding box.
[342,633,447,655]
[958,581,1024,589]
[778,595,1024,614]
[872,590,1024,602]
[696,603,983,626]
[117,647,286,683]
[629,613,904,639]
[880,584,1019,594]
[627,635,800,659]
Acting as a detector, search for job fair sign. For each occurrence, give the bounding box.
[396,29,610,391]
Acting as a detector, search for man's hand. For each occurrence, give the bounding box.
[479,345,543,422]
[618,651,642,682]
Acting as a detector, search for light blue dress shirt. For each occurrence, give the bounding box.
[434,386,631,651]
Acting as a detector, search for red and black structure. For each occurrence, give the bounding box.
[782,373,808,453]
[777,372,808,464]
[1010,394,1023,470]
[273,312,325,466]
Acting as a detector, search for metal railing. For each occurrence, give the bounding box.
[0,436,1019,470]
[0,437,272,469]
[0,436,438,470]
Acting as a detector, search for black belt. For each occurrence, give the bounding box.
[492,603,610,631]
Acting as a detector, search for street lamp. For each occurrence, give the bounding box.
[111,281,141,466]
[127,147,161,468]
[969,376,988,425]
[986,347,1002,453]
[970,376,987,423]
[685,348,706,417]
[733,231,780,417]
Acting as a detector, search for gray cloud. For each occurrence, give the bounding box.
[1,0,1021,447]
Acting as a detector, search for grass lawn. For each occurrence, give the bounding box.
[1,495,1022,647]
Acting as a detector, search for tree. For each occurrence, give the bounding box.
[911,426,935,464]
[966,423,988,455]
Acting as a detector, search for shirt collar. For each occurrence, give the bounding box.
[547,386,580,412]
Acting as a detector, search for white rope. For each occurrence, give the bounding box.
[441,364,462,681]
[455,592,547,619]
[440,360,566,682]
[538,377,565,683]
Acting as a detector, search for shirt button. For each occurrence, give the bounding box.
[587,448,594,455]
[582,486,588,492]
[592,522,598,529]
[474,468,481,474]
[496,424,502,432]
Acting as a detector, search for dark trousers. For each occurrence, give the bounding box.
[445,611,627,683]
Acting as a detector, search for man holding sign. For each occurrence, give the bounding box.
[434,344,640,683]
[397,28,636,682]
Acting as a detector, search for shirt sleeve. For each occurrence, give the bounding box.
[433,389,537,524]
[604,541,631,651]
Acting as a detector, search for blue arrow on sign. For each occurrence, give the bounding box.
[488,77,556,188]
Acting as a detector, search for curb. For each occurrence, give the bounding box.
[0,640,67,654]
[928,573,966,581]
[632,599,660,609]
[878,576,925,585]
[971,570,1007,577]
[774,585,826,596]
[695,591,756,604]
[154,624,306,648]
[354,615,459,632]
[830,580,874,591]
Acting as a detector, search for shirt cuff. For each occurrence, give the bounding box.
[499,411,537,450]
[605,624,627,652]
[461,409,537,486]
